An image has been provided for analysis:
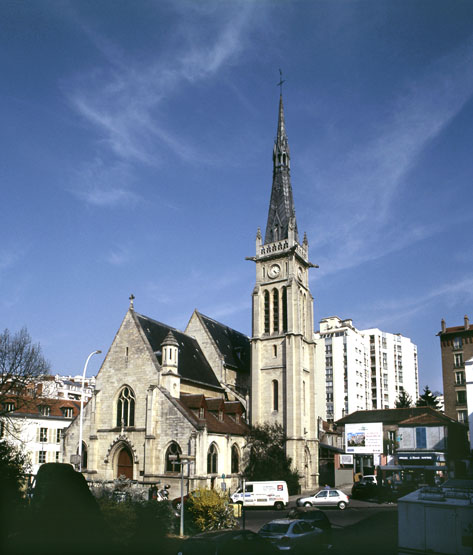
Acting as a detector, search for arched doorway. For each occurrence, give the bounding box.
[117,446,133,479]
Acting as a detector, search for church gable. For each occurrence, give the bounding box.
[135,312,223,391]
[93,309,160,430]
[185,310,250,396]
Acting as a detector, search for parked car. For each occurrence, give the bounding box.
[361,474,377,485]
[258,518,326,553]
[177,529,278,555]
[351,480,378,500]
[296,489,350,510]
[286,507,332,547]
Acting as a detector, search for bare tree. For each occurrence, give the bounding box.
[0,327,50,417]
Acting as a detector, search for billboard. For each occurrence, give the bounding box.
[345,422,383,454]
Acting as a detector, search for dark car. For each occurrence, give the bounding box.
[351,480,379,500]
[259,518,326,553]
[177,529,278,555]
[286,507,332,547]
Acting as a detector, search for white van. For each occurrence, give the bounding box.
[230,481,288,510]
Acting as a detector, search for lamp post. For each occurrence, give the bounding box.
[169,454,195,537]
[78,350,101,472]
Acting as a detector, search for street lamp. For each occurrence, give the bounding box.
[78,350,101,472]
[169,454,196,537]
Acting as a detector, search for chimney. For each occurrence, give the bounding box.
[464,315,469,330]
[441,319,446,333]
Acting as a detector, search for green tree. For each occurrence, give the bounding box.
[416,385,441,410]
[0,327,50,416]
[0,440,30,547]
[395,390,413,408]
[243,422,301,494]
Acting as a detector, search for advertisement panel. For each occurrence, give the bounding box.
[345,422,383,454]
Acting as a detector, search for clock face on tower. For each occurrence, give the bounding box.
[268,263,281,279]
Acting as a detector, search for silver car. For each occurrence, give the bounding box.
[296,489,350,510]
[258,518,325,552]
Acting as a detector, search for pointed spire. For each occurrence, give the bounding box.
[264,91,298,245]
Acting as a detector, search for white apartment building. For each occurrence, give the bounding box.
[0,396,80,475]
[315,317,419,421]
[364,327,419,411]
[37,374,96,402]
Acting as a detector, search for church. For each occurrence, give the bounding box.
[63,93,323,494]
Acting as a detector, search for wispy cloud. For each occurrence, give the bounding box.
[306,35,473,276]
[359,278,473,330]
[66,4,254,167]
[70,158,141,208]
[106,243,133,266]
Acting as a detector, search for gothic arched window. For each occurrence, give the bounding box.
[207,443,218,474]
[231,444,240,474]
[282,287,288,332]
[81,442,88,470]
[165,441,182,473]
[272,379,279,412]
[264,291,270,334]
[273,289,279,333]
[116,386,135,427]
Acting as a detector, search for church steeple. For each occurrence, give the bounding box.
[264,93,299,245]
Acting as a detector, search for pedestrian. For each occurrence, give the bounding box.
[324,484,330,490]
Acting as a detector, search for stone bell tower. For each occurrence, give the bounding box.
[249,92,320,488]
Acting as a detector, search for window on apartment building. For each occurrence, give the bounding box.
[415,427,427,449]
[2,402,15,412]
[62,407,73,418]
[456,390,466,404]
[325,356,332,367]
[56,429,63,443]
[38,451,46,464]
[457,410,467,424]
[39,428,48,442]
[55,451,61,462]
[455,371,465,385]
[325,344,332,354]
[453,337,462,350]
[39,405,51,416]
[454,353,463,368]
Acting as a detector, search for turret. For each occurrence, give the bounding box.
[160,331,180,398]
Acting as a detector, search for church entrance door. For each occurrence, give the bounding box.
[117,446,133,479]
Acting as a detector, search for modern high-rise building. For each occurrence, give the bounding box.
[364,327,419,411]
[438,315,472,424]
[315,317,419,421]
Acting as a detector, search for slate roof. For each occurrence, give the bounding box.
[3,395,80,419]
[135,312,223,391]
[178,393,249,435]
[196,312,250,374]
[336,407,458,427]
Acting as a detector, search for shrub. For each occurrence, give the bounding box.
[187,488,238,532]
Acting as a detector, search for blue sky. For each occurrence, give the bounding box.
[1,0,472,394]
